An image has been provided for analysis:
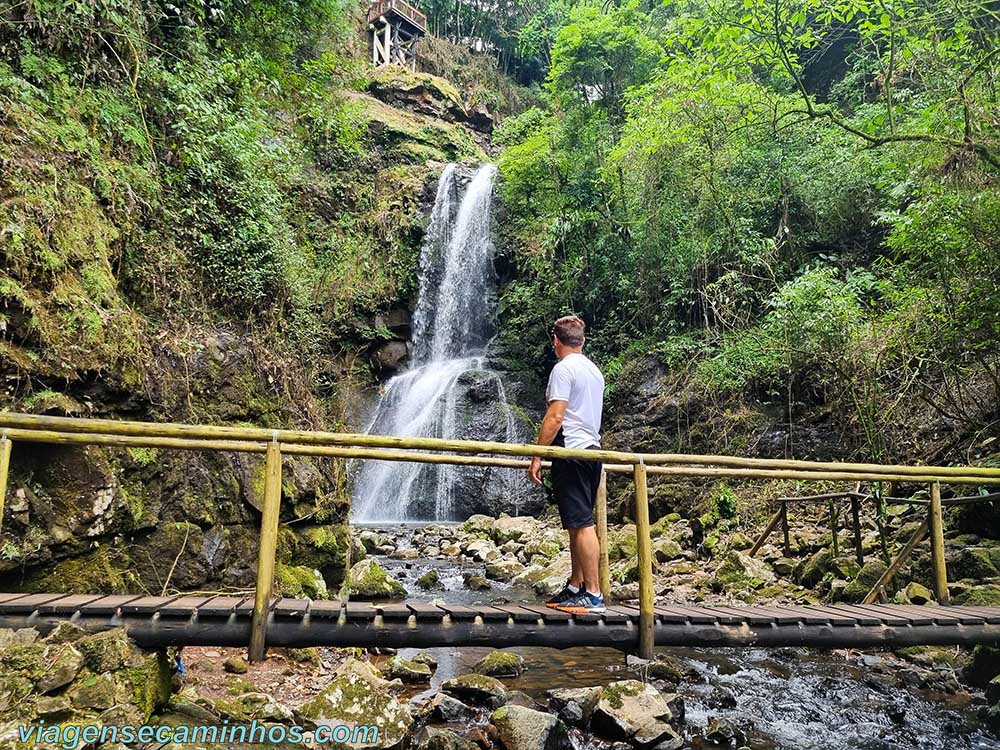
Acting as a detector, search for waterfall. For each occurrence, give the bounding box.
[352,164,523,523]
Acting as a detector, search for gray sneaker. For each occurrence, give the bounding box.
[555,591,607,614]
[545,582,578,608]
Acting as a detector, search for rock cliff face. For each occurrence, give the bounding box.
[0,65,494,596]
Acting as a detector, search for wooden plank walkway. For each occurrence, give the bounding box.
[0,594,997,651]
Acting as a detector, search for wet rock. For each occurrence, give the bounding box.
[373,340,410,373]
[591,680,676,747]
[464,574,492,591]
[430,692,478,723]
[391,548,421,560]
[385,655,433,683]
[345,558,406,599]
[464,540,499,562]
[485,558,526,582]
[417,570,442,589]
[491,704,571,750]
[473,651,525,677]
[299,667,412,747]
[415,726,480,750]
[360,529,390,553]
[963,645,1000,688]
[645,655,688,684]
[442,674,509,708]
[223,656,249,675]
[412,651,439,669]
[704,717,746,747]
[547,686,601,725]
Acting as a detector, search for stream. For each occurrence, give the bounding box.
[366,525,999,750]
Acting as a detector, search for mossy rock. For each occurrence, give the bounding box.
[842,560,889,602]
[384,654,432,683]
[441,673,508,708]
[344,558,406,600]
[795,548,833,588]
[416,569,441,589]
[608,525,638,562]
[953,584,1000,607]
[13,547,132,594]
[294,524,351,581]
[77,628,141,673]
[964,645,1000,689]
[299,669,412,746]
[949,547,999,580]
[288,647,320,664]
[276,563,328,599]
[473,650,524,677]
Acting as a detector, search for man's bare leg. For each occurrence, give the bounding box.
[568,526,600,593]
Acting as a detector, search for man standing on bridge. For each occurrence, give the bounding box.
[529,315,606,614]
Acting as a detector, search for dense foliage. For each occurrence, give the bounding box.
[495,0,1000,461]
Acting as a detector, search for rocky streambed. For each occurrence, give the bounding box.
[2,511,999,749]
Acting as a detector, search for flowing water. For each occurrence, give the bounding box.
[368,526,998,750]
[352,164,523,523]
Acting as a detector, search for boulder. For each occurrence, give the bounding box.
[417,570,442,589]
[491,704,571,750]
[223,656,249,675]
[591,681,676,747]
[464,574,492,591]
[712,551,776,592]
[464,540,499,562]
[373,340,410,373]
[37,644,83,693]
[216,691,295,722]
[902,582,934,605]
[473,651,525,677]
[704,717,746,746]
[441,674,509,708]
[950,547,999,580]
[412,651,439,669]
[843,560,889,602]
[414,726,479,750]
[385,655,432,683]
[429,692,478,723]
[485,558,526,582]
[492,517,540,544]
[345,558,406,599]
[299,667,412,748]
[653,539,683,564]
[547,686,601,725]
[796,548,833,588]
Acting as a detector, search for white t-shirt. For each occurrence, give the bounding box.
[545,352,605,449]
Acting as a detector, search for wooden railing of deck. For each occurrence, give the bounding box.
[0,412,997,661]
[368,0,427,32]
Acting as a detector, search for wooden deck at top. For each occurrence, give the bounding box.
[1,593,998,628]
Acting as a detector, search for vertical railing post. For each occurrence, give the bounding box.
[850,495,864,565]
[249,439,282,662]
[595,469,611,601]
[0,432,11,539]
[828,500,839,557]
[633,460,654,660]
[928,481,950,605]
[780,500,790,556]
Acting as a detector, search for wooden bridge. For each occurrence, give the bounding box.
[1,414,999,660]
[1,594,998,651]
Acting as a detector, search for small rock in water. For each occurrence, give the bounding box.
[704,717,746,747]
[442,673,509,708]
[547,686,602,726]
[417,570,442,589]
[412,650,439,669]
[385,654,433,683]
[464,574,492,591]
[413,727,479,750]
[474,650,525,677]
[430,692,479,723]
[491,704,572,750]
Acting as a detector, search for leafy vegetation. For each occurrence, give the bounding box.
[496,0,1000,463]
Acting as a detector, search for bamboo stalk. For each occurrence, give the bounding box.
[0,436,10,540]
[851,496,864,565]
[603,464,994,485]
[781,501,791,555]
[633,462,654,660]
[862,518,928,604]
[748,505,784,557]
[595,470,610,601]
[249,442,282,662]
[5,413,1000,480]
[928,482,950,605]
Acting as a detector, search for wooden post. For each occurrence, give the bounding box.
[829,500,839,557]
[0,434,11,539]
[748,506,784,557]
[249,440,282,662]
[633,462,654,660]
[595,469,610,601]
[928,481,949,605]
[780,500,790,556]
[862,517,928,604]
[383,22,391,66]
[850,495,864,565]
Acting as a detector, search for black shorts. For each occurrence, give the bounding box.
[551,432,602,529]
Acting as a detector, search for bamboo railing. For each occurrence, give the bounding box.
[1,413,998,660]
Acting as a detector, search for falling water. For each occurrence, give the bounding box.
[352,164,521,523]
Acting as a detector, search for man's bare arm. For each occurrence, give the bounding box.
[529,400,567,484]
